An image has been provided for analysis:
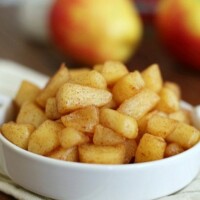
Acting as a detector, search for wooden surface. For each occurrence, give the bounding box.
[0,5,200,200]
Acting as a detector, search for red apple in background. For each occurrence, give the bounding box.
[50,0,143,65]
[155,0,200,70]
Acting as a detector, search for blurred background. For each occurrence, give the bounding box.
[0,0,200,105]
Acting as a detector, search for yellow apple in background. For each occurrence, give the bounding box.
[155,0,200,70]
[50,0,143,65]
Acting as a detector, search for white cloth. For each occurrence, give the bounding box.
[0,173,50,200]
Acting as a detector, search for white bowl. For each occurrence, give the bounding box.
[0,61,200,200]
[0,132,200,200]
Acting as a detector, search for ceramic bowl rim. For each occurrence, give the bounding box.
[1,133,200,172]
